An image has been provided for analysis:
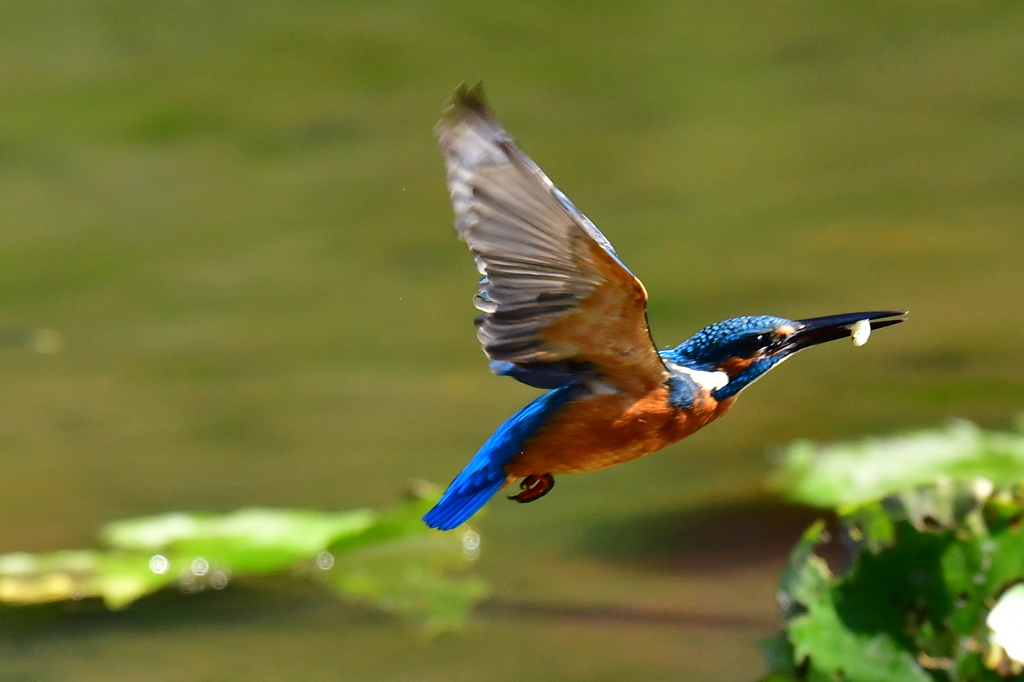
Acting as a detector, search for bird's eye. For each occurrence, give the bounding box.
[755,334,766,344]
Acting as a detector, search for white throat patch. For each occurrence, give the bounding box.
[668,363,730,392]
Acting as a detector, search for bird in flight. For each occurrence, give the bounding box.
[423,83,905,530]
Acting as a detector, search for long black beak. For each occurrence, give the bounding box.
[780,310,907,353]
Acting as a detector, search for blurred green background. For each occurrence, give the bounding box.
[1,0,1022,679]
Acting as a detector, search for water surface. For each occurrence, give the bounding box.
[0,1,1022,679]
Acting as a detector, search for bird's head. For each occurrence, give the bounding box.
[666,311,906,399]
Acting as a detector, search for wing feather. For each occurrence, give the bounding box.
[436,84,667,395]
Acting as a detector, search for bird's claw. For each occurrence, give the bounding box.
[508,474,555,503]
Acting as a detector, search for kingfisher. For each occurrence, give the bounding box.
[423,84,905,531]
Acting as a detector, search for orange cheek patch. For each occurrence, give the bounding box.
[719,356,755,375]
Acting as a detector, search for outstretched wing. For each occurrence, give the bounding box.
[435,83,667,396]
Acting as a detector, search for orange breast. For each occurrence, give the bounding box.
[505,387,735,478]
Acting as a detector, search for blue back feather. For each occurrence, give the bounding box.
[423,385,577,530]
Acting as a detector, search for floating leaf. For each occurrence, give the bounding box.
[325,535,489,634]
[316,494,488,632]
[0,491,487,632]
[103,508,377,574]
[0,550,175,610]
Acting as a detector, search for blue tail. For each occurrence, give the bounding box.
[423,385,576,530]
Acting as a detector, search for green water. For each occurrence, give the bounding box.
[0,1,1022,679]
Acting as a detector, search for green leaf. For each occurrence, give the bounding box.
[324,534,489,634]
[102,508,376,573]
[0,493,487,632]
[840,501,897,555]
[758,673,801,682]
[0,550,175,610]
[781,520,952,678]
[770,505,1024,680]
[774,420,1024,508]
[788,586,933,682]
[766,421,1024,680]
[328,492,441,554]
[760,632,798,677]
[316,493,489,633]
[837,523,956,657]
[777,519,831,616]
[954,653,1010,682]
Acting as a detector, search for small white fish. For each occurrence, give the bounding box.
[850,319,871,347]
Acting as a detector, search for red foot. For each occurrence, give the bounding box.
[508,474,555,503]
